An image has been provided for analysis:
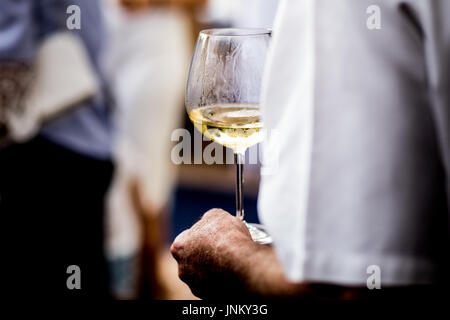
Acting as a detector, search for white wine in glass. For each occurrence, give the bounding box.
[186,29,272,244]
[188,103,263,155]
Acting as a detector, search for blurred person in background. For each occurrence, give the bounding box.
[171,0,450,299]
[102,0,205,299]
[0,0,112,297]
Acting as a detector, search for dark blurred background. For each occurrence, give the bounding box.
[0,0,278,300]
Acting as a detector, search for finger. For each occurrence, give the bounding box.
[170,230,189,260]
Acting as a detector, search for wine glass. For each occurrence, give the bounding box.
[185,28,272,244]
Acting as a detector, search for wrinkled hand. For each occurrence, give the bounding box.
[170,208,255,298]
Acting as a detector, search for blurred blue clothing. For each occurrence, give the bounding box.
[0,0,111,159]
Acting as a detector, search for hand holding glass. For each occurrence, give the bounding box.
[185,28,272,244]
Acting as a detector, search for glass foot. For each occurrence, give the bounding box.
[245,222,272,245]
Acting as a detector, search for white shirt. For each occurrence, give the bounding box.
[259,0,450,285]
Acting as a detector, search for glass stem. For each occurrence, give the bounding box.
[235,152,245,220]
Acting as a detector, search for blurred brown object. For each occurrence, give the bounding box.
[129,179,197,299]
[0,62,32,146]
[129,179,166,299]
[120,0,206,11]
[117,0,207,55]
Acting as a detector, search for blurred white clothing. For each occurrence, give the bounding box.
[102,1,191,265]
[259,0,450,285]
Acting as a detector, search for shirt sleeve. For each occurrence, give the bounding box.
[0,0,36,60]
[259,0,450,286]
